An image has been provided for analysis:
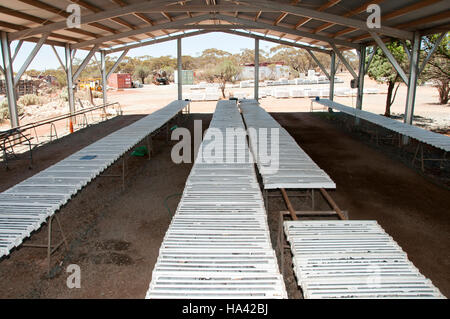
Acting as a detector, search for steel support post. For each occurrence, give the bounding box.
[177,38,182,100]
[65,44,75,131]
[405,32,421,125]
[403,32,421,144]
[329,51,336,102]
[356,46,366,110]
[0,32,19,128]
[254,38,259,100]
[101,50,107,106]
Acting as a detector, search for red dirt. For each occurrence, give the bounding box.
[0,111,448,298]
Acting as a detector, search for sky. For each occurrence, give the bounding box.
[7,33,280,72]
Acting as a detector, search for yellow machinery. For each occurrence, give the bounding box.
[78,78,102,91]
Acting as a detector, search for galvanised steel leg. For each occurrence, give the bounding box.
[147,135,153,160]
[421,144,424,172]
[54,214,68,250]
[412,143,420,167]
[122,156,126,191]
[264,189,269,212]
[47,215,52,273]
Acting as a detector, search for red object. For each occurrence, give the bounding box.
[108,73,132,89]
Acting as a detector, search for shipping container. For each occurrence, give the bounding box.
[108,73,132,89]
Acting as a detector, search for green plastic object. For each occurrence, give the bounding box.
[170,125,178,131]
[131,146,149,157]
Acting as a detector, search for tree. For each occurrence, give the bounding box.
[421,34,450,105]
[214,59,241,98]
[367,42,408,117]
[133,65,150,84]
[269,45,330,77]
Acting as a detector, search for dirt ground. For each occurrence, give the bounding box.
[0,103,448,298]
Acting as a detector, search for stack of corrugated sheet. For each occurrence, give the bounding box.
[146,100,287,299]
[0,100,189,258]
[284,220,445,299]
[315,99,450,152]
[239,100,335,189]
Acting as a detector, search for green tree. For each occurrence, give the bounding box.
[133,65,150,84]
[420,34,450,104]
[367,42,408,117]
[269,45,329,76]
[214,59,241,98]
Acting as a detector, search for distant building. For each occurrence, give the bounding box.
[240,62,290,80]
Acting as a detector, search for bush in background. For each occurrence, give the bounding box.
[0,98,24,121]
[18,94,42,106]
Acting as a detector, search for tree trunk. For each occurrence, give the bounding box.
[437,79,450,104]
[220,81,226,98]
[385,81,395,117]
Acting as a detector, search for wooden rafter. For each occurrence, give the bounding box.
[0,18,81,43]
[294,0,341,29]
[110,0,156,38]
[273,0,300,26]
[255,11,262,21]
[70,0,141,42]
[313,0,385,34]
[16,0,126,44]
[351,9,450,42]
[335,0,442,39]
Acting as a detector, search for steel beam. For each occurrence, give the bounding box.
[101,50,107,106]
[364,46,376,75]
[419,32,447,75]
[236,0,413,40]
[9,0,176,41]
[51,45,66,71]
[370,32,408,84]
[0,31,19,128]
[329,51,335,101]
[106,30,211,54]
[106,49,129,79]
[12,40,23,62]
[329,43,357,80]
[72,45,100,82]
[72,14,211,49]
[254,38,259,100]
[307,49,330,80]
[404,32,421,126]
[356,46,366,110]
[224,29,330,54]
[402,40,411,62]
[177,38,182,100]
[14,33,48,86]
[217,14,360,49]
[65,44,75,118]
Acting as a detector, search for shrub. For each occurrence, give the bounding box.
[60,87,69,101]
[18,94,42,106]
[0,98,24,120]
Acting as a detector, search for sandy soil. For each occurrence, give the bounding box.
[0,105,448,298]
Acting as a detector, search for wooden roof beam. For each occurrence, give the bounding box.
[333,0,443,39]
[16,0,126,44]
[313,0,384,34]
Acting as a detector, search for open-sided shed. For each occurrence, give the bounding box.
[0,0,449,128]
